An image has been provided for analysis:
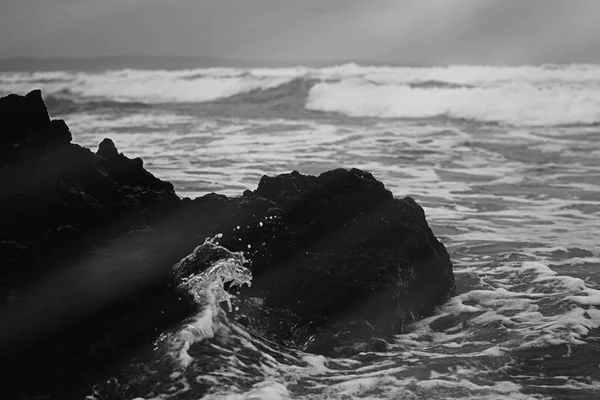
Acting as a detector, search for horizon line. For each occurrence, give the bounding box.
[0,55,597,71]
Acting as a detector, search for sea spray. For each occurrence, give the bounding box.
[168,237,253,368]
[89,238,255,400]
[176,237,252,309]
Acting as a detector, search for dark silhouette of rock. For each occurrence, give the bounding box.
[0,90,454,399]
[0,89,71,151]
[207,168,455,352]
[0,91,195,400]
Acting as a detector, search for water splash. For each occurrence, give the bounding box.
[167,239,252,368]
[176,239,252,311]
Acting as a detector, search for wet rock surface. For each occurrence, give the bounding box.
[0,90,454,399]
[216,168,455,353]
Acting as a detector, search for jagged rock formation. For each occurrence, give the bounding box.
[0,90,200,399]
[0,90,454,399]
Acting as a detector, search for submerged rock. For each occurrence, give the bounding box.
[0,90,454,398]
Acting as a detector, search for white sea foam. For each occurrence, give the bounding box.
[67,112,196,130]
[306,80,600,126]
[314,63,600,84]
[69,70,293,103]
[120,255,598,399]
[201,381,290,400]
[4,64,600,125]
[0,68,298,103]
[176,306,216,368]
[306,64,600,126]
[405,261,600,351]
[163,241,252,369]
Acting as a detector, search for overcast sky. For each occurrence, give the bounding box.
[1,0,600,65]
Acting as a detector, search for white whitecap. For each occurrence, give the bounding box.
[306,80,600,126]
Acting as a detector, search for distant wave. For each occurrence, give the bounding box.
[3,64,600,126]
[305,80,600,126]
[0,69,303,104]
[42,95,152,116]
[407,80,474,89]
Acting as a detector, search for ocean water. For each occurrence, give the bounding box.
[2,64,600,399]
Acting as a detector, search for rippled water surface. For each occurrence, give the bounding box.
[3,65,600,399]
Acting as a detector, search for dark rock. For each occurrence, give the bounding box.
[0,89,71,152]
[48,119,73,146]
[0,90,454,398]
[97,137,119,159]
[0,91,193,399]
[215,168,455,351]
[0,89,50,131]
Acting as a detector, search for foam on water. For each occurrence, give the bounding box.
[0,69,298,103]
[66,112,196,130]
[161,239,252,370]
[117,247,599,400]
[306,80,600,126]
[4,64,600,126]
[314,63,600,84]
[405,260,600,352]
[201,381,291,400]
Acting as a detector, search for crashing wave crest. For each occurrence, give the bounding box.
[3,64,600,126]
[167,238,252,367]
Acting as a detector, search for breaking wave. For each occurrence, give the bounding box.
[0,68,302,103]
[3,63,600,126]
[305,80,600,126]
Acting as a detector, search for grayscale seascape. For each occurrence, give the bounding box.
[2,1,600,399]
[3,64,600,399]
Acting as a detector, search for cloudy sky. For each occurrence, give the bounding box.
[1,0,600,65]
